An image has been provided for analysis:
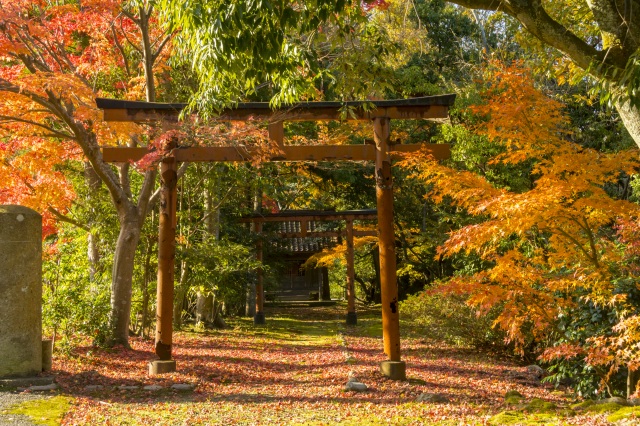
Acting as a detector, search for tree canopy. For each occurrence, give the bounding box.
[445,0,640,147]
[157,0,393,110]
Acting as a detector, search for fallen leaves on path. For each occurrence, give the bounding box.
[50,306,610,425]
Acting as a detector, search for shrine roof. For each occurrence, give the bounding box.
[239,209,377,223]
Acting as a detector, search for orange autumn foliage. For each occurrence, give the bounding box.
[399,62,640,374]
[0,1,148,234]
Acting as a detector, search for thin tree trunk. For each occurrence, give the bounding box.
[84,161,102,282]
[470,9,490,58]
[372,245,382,304]
[105,5,166,347]
[628,366,637,399]
[246,182,261,317]
[109,218,142,346]
[87,232,100,282]
[173,260,189,328]
[140,235,155,338]
[321,267,331,300]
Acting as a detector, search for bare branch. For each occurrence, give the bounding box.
[0,115,75,139]
[47,207,90,231]
[151,32,174,62]
[111,24,132,77]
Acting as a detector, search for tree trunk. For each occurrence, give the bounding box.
[87,232,100,282]
[615,100,640,149]
[321,267,331,300]
[173,261,189,328]
[84,162,102,282]
[246,279,257,317]
[140,235,154,339]
[109,218,142,346]
[372,245,382,303]
[628,366,637,399]
[246,183,261,317]
[195,290,213,325]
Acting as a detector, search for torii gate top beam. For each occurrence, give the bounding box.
[95,94,455,123]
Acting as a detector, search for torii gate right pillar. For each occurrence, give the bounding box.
[374,117,406,381]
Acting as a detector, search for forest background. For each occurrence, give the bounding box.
[1,0,639,401]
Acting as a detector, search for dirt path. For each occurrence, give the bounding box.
[37,304,625,424]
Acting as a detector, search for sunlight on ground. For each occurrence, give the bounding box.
[24,304,621,425]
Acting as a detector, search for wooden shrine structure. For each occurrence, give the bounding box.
[96,94,455,380]
[239,209,378,325]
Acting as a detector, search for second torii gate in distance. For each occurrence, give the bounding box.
[96,94,455,380]
[239,209,379,325]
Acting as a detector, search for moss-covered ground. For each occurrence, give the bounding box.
[5,396,72,426]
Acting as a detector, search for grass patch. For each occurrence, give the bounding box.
[524,398,557,412]
[504,390,524,405]
[607,406,640,423]
[489,397,570,425]
[227,315,339,345]
[8,395,72,426]
[570,400,593,411]
[358,321,382,338]
[488,410,559,425]
[505,395,523,405]
[581,402,624,414]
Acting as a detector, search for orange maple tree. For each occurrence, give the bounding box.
[400,61,640,392]
[0,0,176,345]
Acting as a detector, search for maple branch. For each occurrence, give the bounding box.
[552,213,602,269]
[120,9,140,26]
[120,23,143,55]
[111,24,131,77]
[50,38,90,86]
[0,115,75,140]
[36,36,70,73]
[552,226,600,269]
[119,13,143,55]
[14,29,51,72]
[137,168,158,219]
[0,79,70,126]
[47,207,89,231]
[580,216,601,269]
[27,87,126,206]
[151,32,173,62]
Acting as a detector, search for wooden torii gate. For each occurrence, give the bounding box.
[239,209,379,325]
[96,95,454,380]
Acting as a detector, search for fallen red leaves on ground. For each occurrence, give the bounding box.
[48,306,610,425]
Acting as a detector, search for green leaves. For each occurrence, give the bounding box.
[157,0,391,112]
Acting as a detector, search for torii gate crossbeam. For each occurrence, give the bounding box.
[96,95,455,380]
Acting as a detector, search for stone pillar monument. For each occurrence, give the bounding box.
[0,205,42,377]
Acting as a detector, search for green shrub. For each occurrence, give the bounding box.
[401,290,508,351]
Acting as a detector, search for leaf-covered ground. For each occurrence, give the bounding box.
[44,305,622,425]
